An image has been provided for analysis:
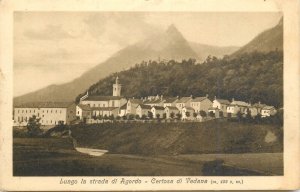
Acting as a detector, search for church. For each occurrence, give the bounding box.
[76,77,127,121]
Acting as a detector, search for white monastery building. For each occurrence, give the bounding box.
[13,102,76,126]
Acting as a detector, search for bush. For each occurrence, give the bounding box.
[26,115,42,137]
[200,110,207,117]
[209,111,215,118]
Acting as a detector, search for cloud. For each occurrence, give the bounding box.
[23,24,77,40]
[83,12,161,46]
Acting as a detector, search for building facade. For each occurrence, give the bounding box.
[13,102,76,126]
[190,97,212,113]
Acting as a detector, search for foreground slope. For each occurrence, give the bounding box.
[70,121,283,155]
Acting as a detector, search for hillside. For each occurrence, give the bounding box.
[80,51,283,107]
[13,25,199,105]
[232,17,283,56]
[70,121,283,155]
[190,42,239,61]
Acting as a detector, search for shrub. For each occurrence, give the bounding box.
[26,115,42,137]
[200,110,207,117]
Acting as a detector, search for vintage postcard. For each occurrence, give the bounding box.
[0,0,299,191]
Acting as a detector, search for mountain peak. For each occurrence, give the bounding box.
[166,24,181,35]
[277,17,283,26]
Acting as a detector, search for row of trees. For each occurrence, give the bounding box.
[90,110,215,122]
[230,110,283,126]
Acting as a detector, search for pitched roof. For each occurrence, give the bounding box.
[215,99,231,105]
[192,97,208,102]
[184,106,194,111]
[83,96,123,101]
[120,103,127,110]
[137,104,152,109]
[165,106,179,111]
[164,97,178,103]
[129,99,143,104]
[208,107,218,110]
[176,97,192,103]
[262,106,275,110]
[91,107,119,111]
[231,100,250,107]
[14,102,74,108]
[78,104,92,111]
[143,99,163,104]
[253,103,267,108]
[152,106,165,110]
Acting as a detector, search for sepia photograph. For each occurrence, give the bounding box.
[12,11,284,177]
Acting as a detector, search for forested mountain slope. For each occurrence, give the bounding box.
[79,51,283,107]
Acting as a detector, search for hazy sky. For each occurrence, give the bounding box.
[14,12,282,96]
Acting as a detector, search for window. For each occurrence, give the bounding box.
[47,110,48,113]
[25,110,27,113]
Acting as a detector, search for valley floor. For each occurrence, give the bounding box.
[13,138,283,176]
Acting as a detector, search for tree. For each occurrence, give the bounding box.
[176,113,182,120]
[135,115,140,120]
[170,112,175,119]
[156,113,161,119]
[128,114,135,120]
[148,111,153,119]
[219,111,224,118]
[162,113,167,119]
[245,108,252,122]
[236,111,243,122]
[186,112,190,118]
[141,114,147,120]
[200,110,207,117]
[103,114,108,120]
[254,113,262,124]
[97,115,103,121]
[122,115,127,120]
[109,114,115,121]
[26,115,42,137]
[209,111,215,118]
[116,116,121,120]
[193,112,198,119]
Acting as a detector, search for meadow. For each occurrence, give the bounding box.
[14,120,283,176]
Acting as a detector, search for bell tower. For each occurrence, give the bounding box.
[113,76,121,96]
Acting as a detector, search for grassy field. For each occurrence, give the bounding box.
[70,120,283,155]
[14,137,283,176]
